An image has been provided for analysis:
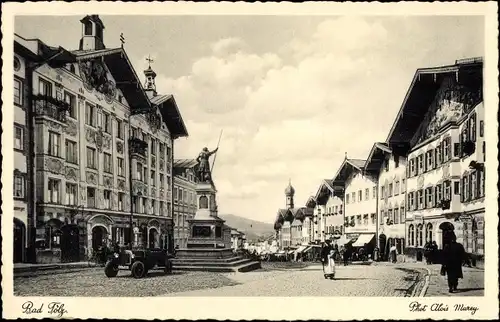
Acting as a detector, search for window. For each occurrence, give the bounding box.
[345,194,350,204]
[352,192,356,203]
[469,114,477,142]
[85,103,96,126]
[479,169,485,198]
[14,174,25,198]
[48,131,60,157]
[408,225,415,246]
[358,190,362,201]
[443,180,451,200]
[174,187,178,201]
[103,113,111,133]
[388,209,393,223]
[14,78,23,106]
[363,214,368,225]
[417,190,424,209]
[401,178,406,193]
[365,188,369,200]
[417,154,424,173]
[104,153,112,173]
[425,187,433,208]
[470,171,478,200]
[64,91,77,118]
[65,140,78,164]
[462,175,470,202]
[394,156,400,168]
[454,181,460,195]
[373,186,377,198]
[116,119,124,139]
[380,210,385,225]
[426,223,433,243]
[371,213,376,225]
[86,147,96,169]
[137,163,143,181]
[38,78,52,96]
[380,186,385,199]
[48,179,60,203]
[141,198,147,213]
[426,150,434,170]
[87,187,96,208]
[356,215,361,225]
[14,125,24,150]
[400,206,405,223]
[151,200,156,214]
[394,208,399,224]
[394,181,400,196]
[160,201,165,215]
[479,120,484,137]
[132,196,138,212]
[417,224,424,247]
[118,193,125,211]
[117,157,124,176]
[151,170,156,186]
[435,145,442,166]
[103,190,111,209]
[65,183,77,205]
[443,138,451,161]
[388,183,393,197]
[435,184,442,205]
[143,167,148,184]
[409,159,415,177]
[160,174,164,187]
[151,139,156,155]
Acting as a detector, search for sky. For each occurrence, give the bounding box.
[15,15,484,224]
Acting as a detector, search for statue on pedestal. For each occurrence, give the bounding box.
[196,147,218,183]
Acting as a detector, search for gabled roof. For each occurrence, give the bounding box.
[15,34,76,65]
[364,142,392,172]
[332,158,366,186]
[72,47,152,116]
[314,179,334,205]
[173,159,198,169]
[151,94,189,138]
[291,208,306,221]
[305,196,316,208]
[386,58,483,145]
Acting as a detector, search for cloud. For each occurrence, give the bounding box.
[151,16,483,223]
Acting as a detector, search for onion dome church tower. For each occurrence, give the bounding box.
[144,56,157,99]
[285,179,295,209]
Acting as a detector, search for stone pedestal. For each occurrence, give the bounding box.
[174,182,261,272]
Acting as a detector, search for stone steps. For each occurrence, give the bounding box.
[172,257,252,268]
[173,260,261,273]
[172,256,244,264]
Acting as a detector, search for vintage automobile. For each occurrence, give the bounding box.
[104,247,174,278]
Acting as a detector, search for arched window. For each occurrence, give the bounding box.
[84,21,93,36]
[426,223,433,243]
[69,64,76,74]
[416,224,423,247]
[199,196,208,209]
[408,225,415,246]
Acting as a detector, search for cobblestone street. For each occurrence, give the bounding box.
[14,263,422,297]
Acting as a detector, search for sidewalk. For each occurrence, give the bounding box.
[14,261,89,275]
[422,263,484,297]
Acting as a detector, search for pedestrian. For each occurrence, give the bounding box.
[441,231,466,293]
[431,241,438,264]
[321,241,333,271]
[389,244,397,263]
[323,249,336,279]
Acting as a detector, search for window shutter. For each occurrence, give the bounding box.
[471,114,477,142]
[447,137,452,160]
[468,172,472,202]
[431,187,435,207]
[406,161,410,178]
[423,153,428,172]
[431,150,436,169]
[460,177,464,203]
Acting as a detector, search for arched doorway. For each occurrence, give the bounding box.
[439,221,455,247]
[61,225,80,262]
[386,238,394,261]
[149,228,160,249]
[91,226,108,251]
[14,219,26,263]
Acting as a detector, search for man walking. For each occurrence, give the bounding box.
[441,231,466,293]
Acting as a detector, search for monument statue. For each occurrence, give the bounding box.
[196,147,218,183]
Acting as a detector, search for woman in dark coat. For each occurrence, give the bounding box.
[441,232,466,293]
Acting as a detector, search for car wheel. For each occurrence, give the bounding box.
[165,259,173,275]
[104,260,119,278]
[131,261,146,278]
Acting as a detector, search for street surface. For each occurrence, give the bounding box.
[14,263,423,297]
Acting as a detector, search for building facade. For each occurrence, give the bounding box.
[16,15,188,264]
[173,159,197,248]
[333,158,377,252]
[364,143,407,259]
[274,181,307,249]
[386,58,484,263]
[313,180,344,244]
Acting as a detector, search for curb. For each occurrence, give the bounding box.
[417,267,432,297]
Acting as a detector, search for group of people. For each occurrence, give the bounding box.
[423,241,439,264]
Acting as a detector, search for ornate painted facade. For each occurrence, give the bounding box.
[386,58,484,265]
[15,15,188,264]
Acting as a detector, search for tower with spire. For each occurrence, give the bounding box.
[285,179,295,209]
[144,55,157,98]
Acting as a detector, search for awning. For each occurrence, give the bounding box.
[294,246,308,253]
[352,234,375,247]
[302,246,313,253]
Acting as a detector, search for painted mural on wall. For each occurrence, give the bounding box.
[79,59,117,104]
[416,76,482,145]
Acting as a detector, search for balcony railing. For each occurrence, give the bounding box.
[33,94,70,123]
[129,138,148,158]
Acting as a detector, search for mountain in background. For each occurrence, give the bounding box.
[220,214,275,242]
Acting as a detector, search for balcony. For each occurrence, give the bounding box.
[33,94,70,123]
[129,138,148,159]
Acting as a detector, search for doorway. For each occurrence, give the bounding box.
[91,226,108,251]
[61,225,80,262]
[14,219,26,263]
[378,234,387,261]
[439,221,455,247]
[149,228,159,249]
